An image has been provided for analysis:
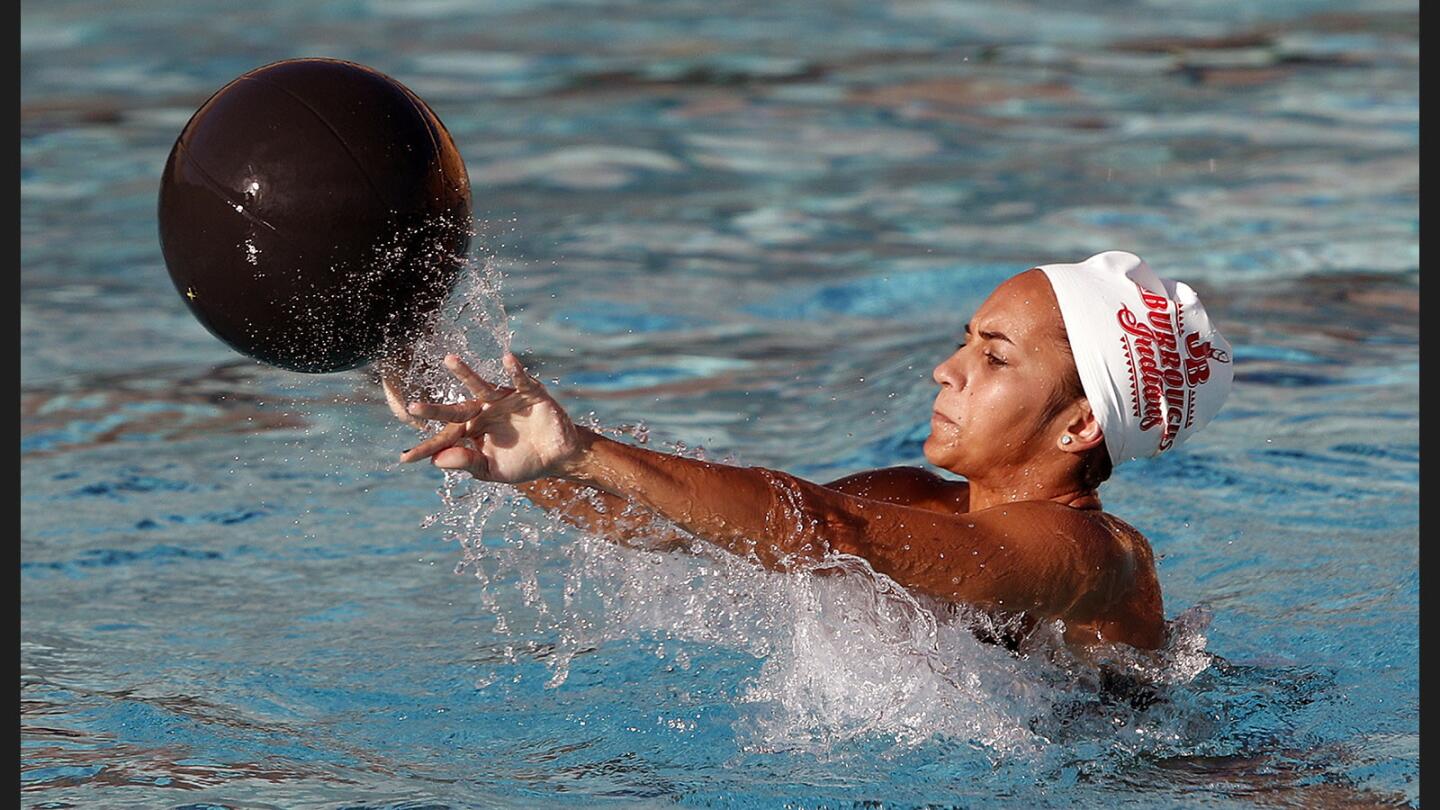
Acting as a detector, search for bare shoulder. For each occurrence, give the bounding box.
[983,500,1147,549]
[970,502,1161,610]
[1087,510,1159,574]
[1008,505,1163,646]
[824,465,969,514]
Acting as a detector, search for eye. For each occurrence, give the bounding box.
[955,342,967,351]
[985,349,1008,367]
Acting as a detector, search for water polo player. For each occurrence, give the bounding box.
[390,251,1233,651]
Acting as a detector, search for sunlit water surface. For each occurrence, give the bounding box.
[22,1,1416,807]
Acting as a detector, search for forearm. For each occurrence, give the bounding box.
[560,428,864,567]
[515,478,691,551]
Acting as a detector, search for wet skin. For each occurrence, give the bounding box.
[392,270,1166,652]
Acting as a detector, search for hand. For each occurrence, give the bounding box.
[397,352,586,484]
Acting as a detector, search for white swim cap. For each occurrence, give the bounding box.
[1038,251,1233,466]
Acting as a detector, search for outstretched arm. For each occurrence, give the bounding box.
[384,364,965,552]
[520,467,963,552]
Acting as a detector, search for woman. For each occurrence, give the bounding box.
[390,251,1233,652]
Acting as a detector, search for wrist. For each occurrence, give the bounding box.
[556,425,604,480]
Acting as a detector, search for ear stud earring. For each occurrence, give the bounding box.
[1061,436,1073,445]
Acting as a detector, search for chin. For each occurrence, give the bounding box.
[924,434,972,474]
[922,434,950,467]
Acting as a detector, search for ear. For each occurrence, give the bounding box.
[1058,398,1104,454]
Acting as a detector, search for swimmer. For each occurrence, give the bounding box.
[387,251,1232,652]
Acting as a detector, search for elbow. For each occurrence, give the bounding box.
[753,469,868,568]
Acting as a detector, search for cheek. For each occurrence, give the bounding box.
[970,379,1024,413]
[973,382,1044,431]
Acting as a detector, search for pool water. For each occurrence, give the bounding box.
[21,1,1418,807]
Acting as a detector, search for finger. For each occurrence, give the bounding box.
[503,352,546,396]
[400,421,466,463]
[406,399,487,424]
[444,354,506,401]
[461,397,532,432]
[382,374,428,430]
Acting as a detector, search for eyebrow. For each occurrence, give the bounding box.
[963,323,1015,345]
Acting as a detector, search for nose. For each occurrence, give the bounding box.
[933,353,963,390]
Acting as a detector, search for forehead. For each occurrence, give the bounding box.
[969,269,1065,340]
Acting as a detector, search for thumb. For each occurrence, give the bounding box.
[382,372,427,430]
[433,445,489,478]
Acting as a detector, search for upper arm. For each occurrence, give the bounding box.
[824,466,969,515]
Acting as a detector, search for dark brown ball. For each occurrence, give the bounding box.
[158,58,471,373]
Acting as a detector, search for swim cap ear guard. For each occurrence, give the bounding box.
[1038,251,1233,466]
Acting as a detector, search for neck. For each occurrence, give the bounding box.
[962,463,1102,512]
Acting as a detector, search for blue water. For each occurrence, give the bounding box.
[21,1,1417,807]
